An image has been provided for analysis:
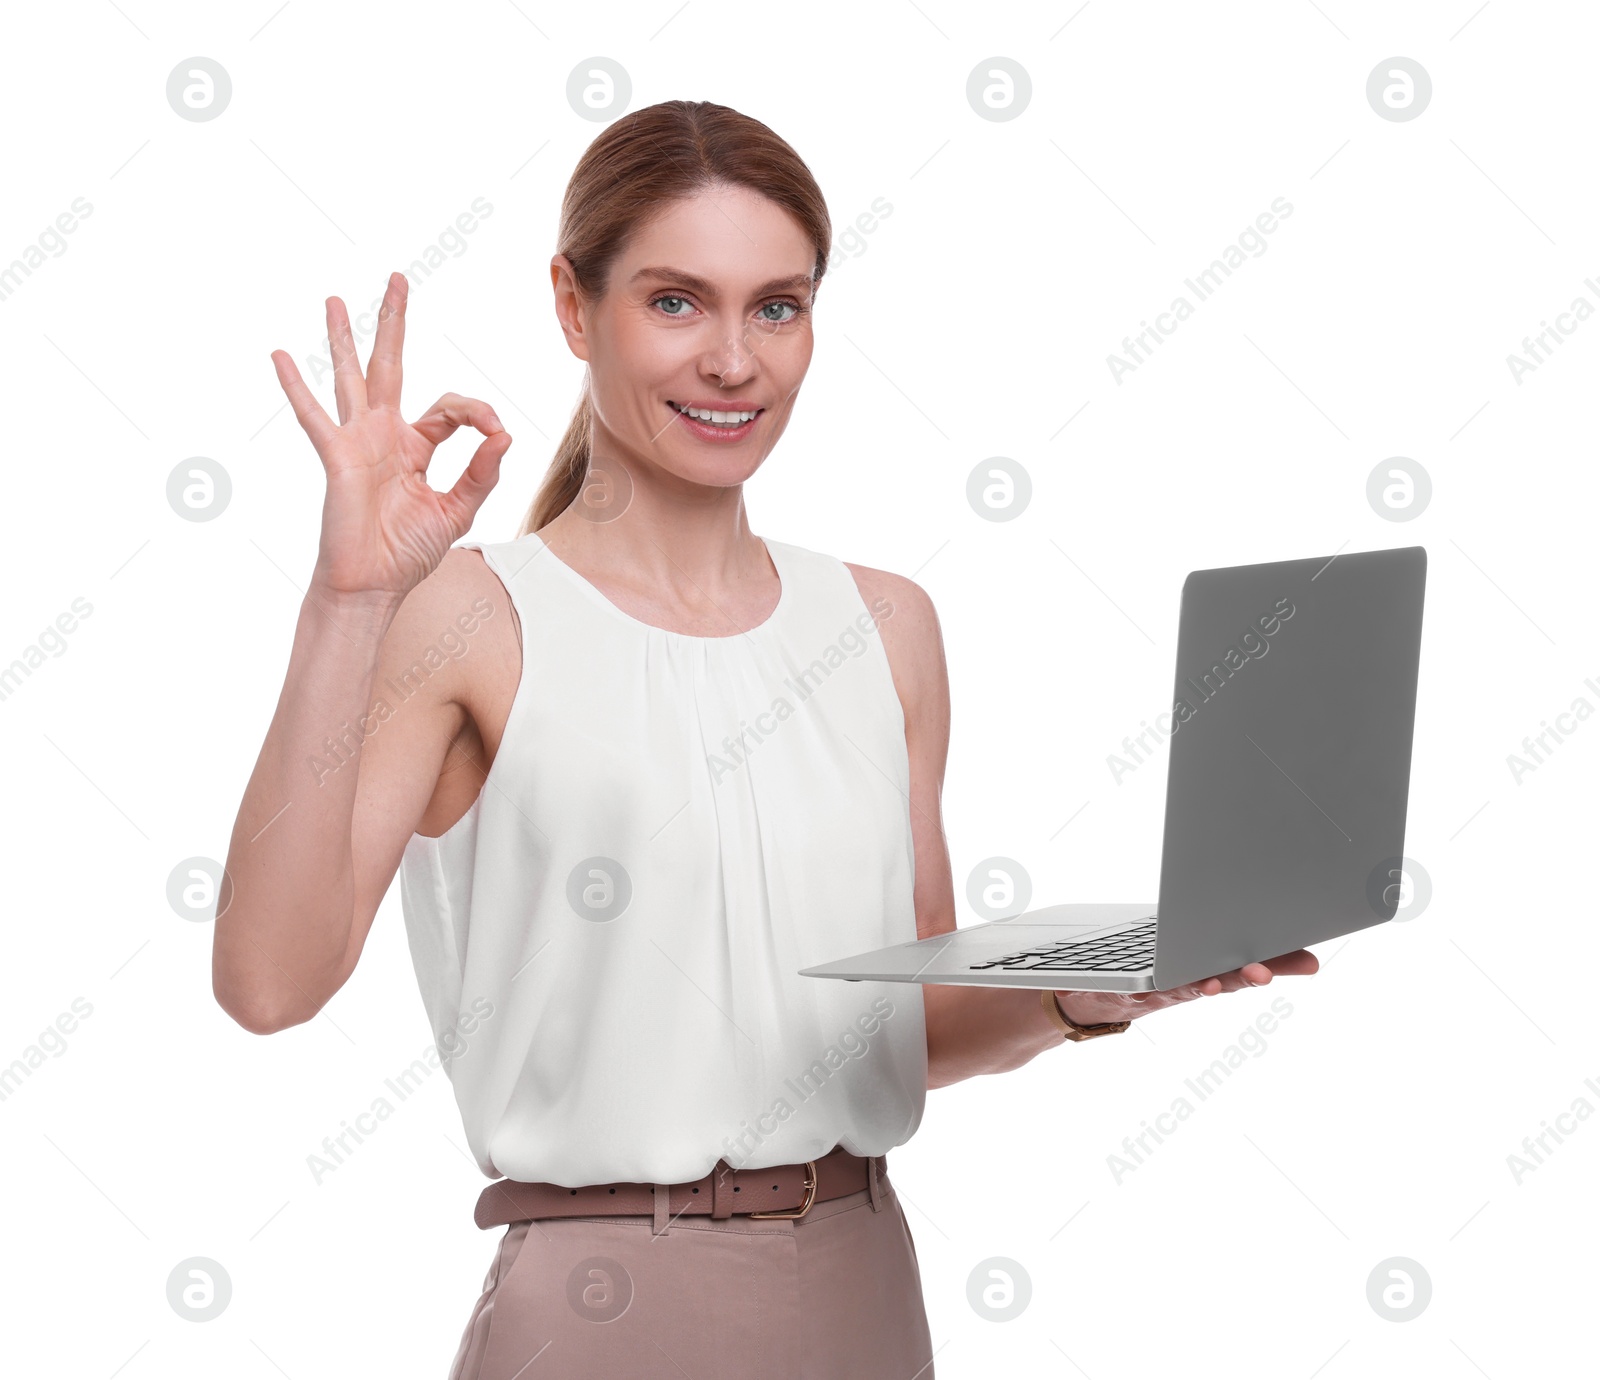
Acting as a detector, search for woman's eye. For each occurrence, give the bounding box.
[650,295,801,323]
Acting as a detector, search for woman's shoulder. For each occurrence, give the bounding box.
[838,560,935,624]
[827,555,945,731]
[424,536,527,624]
[765,536,936,620]
[392,538,525,702]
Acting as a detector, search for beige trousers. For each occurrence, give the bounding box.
[448,1169,935,1379]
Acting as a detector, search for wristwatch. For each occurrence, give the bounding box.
[1040,988,1131,1042]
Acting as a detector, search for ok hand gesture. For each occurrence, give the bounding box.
[271,271,513,602]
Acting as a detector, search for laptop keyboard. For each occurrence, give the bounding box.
[968,918,1158,972]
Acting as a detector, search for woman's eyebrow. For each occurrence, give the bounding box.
[629,266,814,297]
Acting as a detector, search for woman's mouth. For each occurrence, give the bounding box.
[666,400,763,442]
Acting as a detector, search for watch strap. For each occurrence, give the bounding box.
[1041,988,1131,1041]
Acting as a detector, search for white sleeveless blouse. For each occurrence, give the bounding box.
[397,531,927,1187]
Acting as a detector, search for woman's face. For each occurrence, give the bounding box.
[552,183,816,492]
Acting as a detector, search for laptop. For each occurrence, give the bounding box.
[800,545,1427,993]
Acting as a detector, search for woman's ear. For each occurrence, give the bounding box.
[550,254,590,363]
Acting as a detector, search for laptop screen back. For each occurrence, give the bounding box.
[1151,546,1427,989]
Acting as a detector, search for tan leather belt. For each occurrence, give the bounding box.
[474,1145,886,1230]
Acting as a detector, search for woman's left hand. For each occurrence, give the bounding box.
[1054,948,1320,1027]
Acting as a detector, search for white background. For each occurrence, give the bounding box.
[1,1,1595,1376]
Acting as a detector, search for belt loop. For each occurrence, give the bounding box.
[652,1182,670,1237]
[711,1160,734,1219]
[867,1154,885,1213]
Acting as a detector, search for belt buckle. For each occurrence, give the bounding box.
[748,1160,818,1220]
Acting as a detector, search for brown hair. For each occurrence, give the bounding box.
[517,100,832,537]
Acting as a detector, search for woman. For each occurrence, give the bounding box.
[214,99,1316,1379]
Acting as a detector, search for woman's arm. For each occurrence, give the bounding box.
[847,565,1316,1092]
[213,275,513,1032]
[213,554,509,1033]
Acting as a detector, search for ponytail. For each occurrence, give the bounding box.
[518,375,593,538]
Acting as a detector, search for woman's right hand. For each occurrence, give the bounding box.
[271,271,513,602]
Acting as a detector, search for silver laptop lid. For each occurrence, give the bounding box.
[1151,546,1427,990]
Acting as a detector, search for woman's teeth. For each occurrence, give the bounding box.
[674,403,757,426]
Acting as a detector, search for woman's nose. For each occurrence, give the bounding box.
[704,330,759,382]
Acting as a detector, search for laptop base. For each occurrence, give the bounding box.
[798,902,1161,992]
